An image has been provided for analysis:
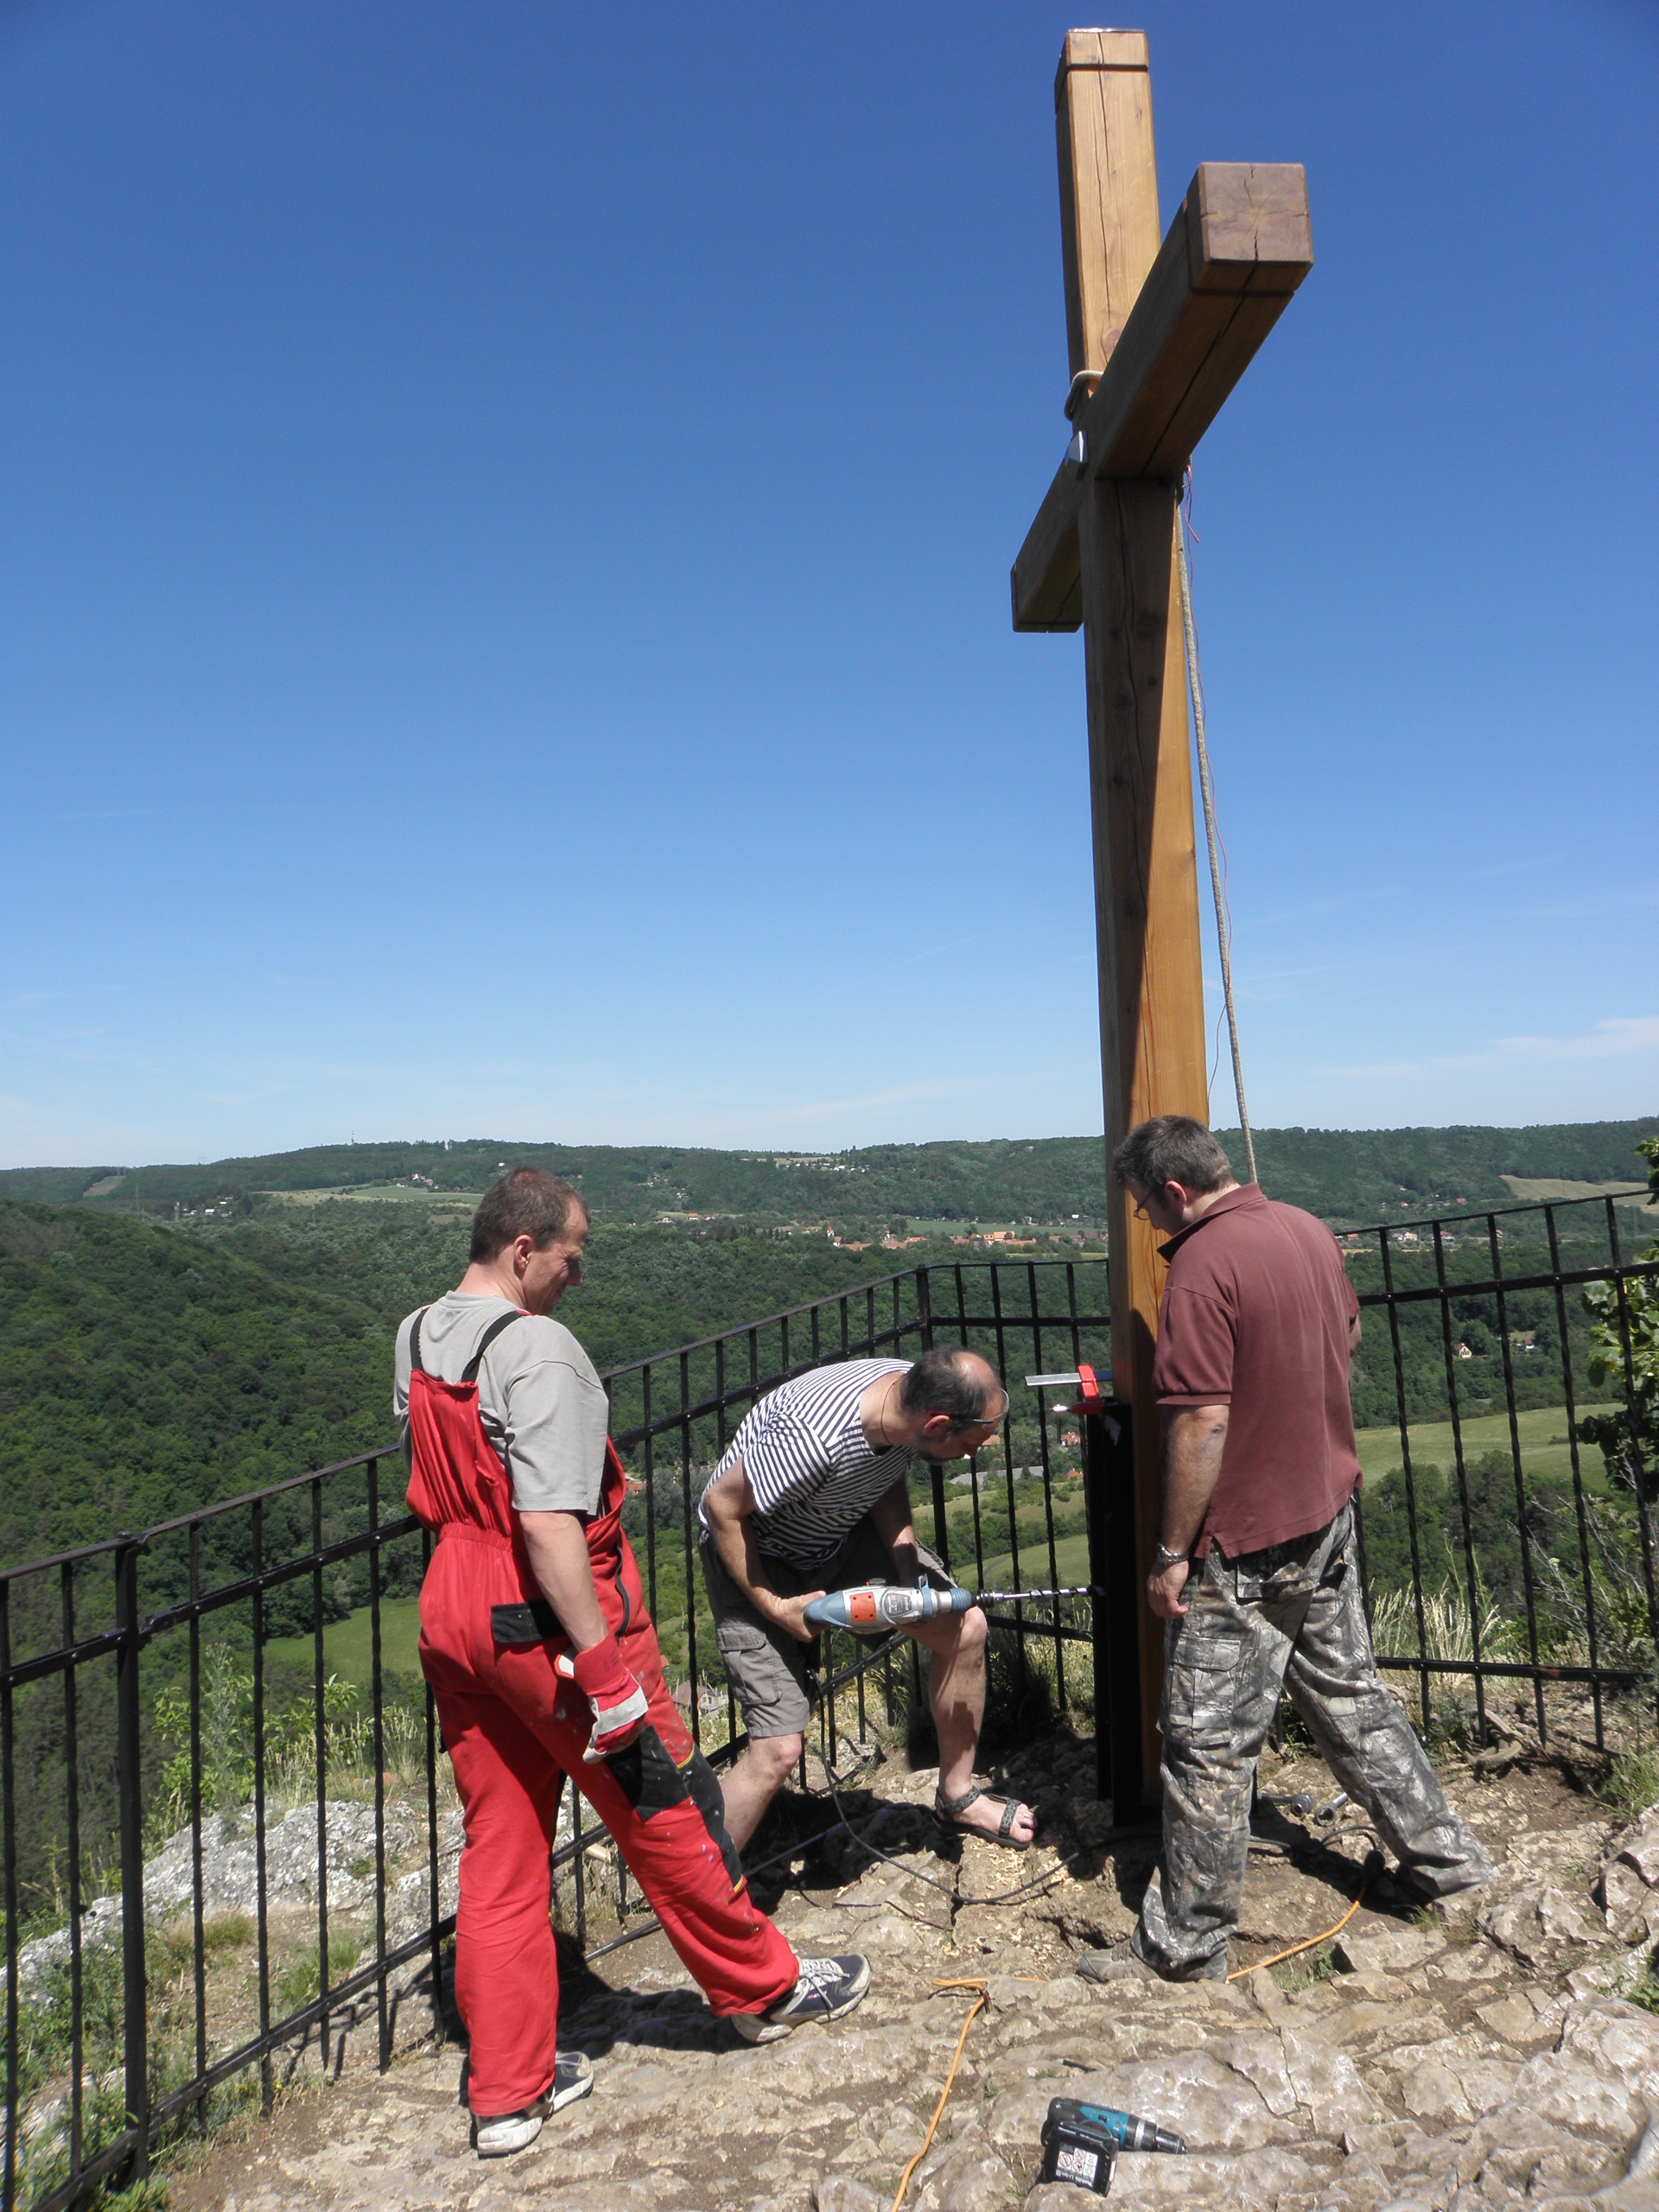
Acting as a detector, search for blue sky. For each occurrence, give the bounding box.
[2,1,1655,1167]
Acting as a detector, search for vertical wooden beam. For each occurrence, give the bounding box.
[1056,31,1162,392]
[1080,479,1209,1799]
[1058,35,1211,1800]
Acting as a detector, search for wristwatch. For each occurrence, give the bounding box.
[1154,1541,1188,1569]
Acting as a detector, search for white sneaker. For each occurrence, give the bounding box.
[472,2050,594,2157]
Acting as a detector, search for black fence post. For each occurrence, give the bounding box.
[1083,1403,1141,1815]
[115,1538,149,2183]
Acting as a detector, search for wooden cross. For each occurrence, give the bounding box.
[1013,30,1313,1807]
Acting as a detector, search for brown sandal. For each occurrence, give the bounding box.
[934,1783,1033,1851]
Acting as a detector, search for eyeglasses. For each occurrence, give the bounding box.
[953,1398,1009,1434]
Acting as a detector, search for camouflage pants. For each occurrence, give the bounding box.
[1135,1502,1494,1980]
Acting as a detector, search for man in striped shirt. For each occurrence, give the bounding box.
[698,1349,1038,1853]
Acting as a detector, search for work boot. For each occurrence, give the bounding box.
[732,1953,871,2043]
[1077,1942,1160,1986]
[1390,1864,1494,1918]
[1077,1936,1226,1985]
[471,2050,594,2157]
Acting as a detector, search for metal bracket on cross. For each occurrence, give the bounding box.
[1024,1365,1112,1416]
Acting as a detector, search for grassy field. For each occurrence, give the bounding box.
[1355,1402,1617,1487]
[970,1530,1091,1593]
[257,1186,482,1209]
[1499,1176,1656,1212]
[264,1594,424,1688]
[905,1217,1106,1242]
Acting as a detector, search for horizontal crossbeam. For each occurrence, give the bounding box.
[1012,161,1313,632]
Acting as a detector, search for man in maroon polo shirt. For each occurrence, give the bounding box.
[1090,1116,1492,1983]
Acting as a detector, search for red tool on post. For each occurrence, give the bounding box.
[1024,1366,1112,1417]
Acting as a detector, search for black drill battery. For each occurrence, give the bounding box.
[1039,2101,1117,2195]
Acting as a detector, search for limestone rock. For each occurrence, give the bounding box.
[1600,1862,1653,1943]
[78,1739,1659,2212]
[1332,1922,1444,1976]
[911,2145,1019,2210]
[145,1799,429,1918]
[1629,2112,1659,2177]
[1280,2024,1382,2133]
[1474,1990,1546,2044]
[1028,2145,1319,2208]
[1601,1805,1659,1893]
[1395,2038,1521,2125]
[1598,1806,1659,1941]
[812,2182,882,2212]
[1551,1996,1659,2122]
[1479,1882,1611,1967]
[1419,1995,1659,2207]
[512,2188,669,2210]
[1566,1942,1656,2003]
[987,2088,1067,2158]
[1203,2026,1299,2119]
[2,1797,457,2008]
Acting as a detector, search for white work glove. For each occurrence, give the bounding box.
[556,1636,650,1763]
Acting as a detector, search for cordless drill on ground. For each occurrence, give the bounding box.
[1046,2100,1185,2155]
[1039,2098,1186,2192]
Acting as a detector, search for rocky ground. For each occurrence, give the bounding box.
[168,1727,1659,2212]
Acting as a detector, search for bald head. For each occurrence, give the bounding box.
[900,1347,1003,1428]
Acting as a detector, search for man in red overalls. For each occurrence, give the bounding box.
[397,1167,869,2158]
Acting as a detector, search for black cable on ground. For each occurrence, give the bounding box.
[580,1723,1380,1966]
[817,1764,1086,1917]
[580,1817,851,1961]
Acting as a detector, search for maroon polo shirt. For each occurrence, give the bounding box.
[1152,1184,1362,1558]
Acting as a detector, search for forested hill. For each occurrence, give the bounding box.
[4,1109,1656,1567]
[1234,1120,1658,1222]
[0,1200,950,1568]
[0,1204,390,1567]
[2,1117,1656,1230]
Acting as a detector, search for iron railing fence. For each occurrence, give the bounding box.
[0,1259,1110,2212]
[3,1199,1656,2211]
[1342,1190,1659,1745]
[569,1258,1114,1949]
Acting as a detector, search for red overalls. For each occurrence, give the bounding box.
[406,1308,798,2116]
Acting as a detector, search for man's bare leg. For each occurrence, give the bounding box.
[910,1610,1036,1846]
[720,1731,804,1853]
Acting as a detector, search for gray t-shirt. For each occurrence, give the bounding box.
[394,1294,610,1516]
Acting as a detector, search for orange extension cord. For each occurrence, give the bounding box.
[1225,1878,1370,1981]
[888,1976,1060,2212]
[889,1980,988,2211]
[888,1886,1374,2207]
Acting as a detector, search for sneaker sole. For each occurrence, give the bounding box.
[474,2060,593,2154]
[474,2115,544,2158]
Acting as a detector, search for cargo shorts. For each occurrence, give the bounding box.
[698,1517,954,1739]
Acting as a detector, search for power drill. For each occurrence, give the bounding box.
[802,1582,976,1633]
[1045,2097,1186,2157]
[803,1579,1104,1636]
